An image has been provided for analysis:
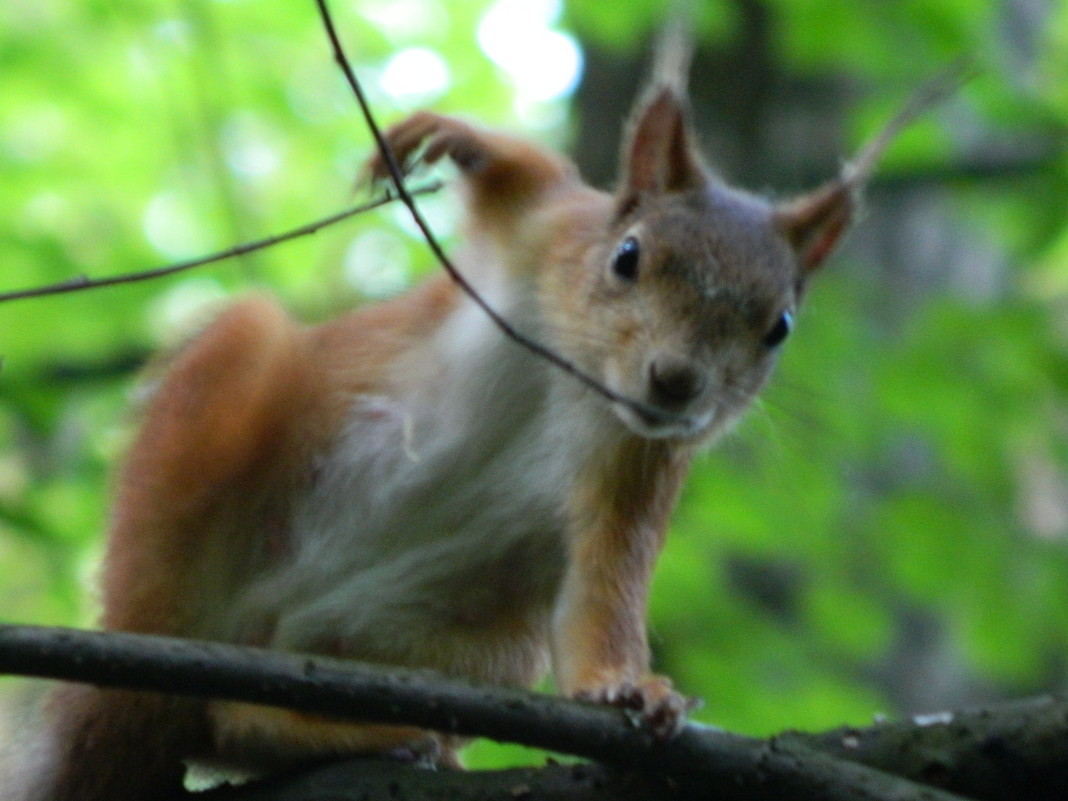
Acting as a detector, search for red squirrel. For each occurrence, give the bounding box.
[21,53,890,801]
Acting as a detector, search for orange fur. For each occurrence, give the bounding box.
[554,438,691,697]
[33,77,860,799]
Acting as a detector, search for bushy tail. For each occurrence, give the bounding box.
[25,683,205,801]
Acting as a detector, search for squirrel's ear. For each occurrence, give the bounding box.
[774,179,856,274]
[617,87,705,213]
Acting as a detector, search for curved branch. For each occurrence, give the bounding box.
[312,0,680,427]
[0,185,438,304]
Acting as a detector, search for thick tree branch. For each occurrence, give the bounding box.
[797,697,1068,801]
[201,760,684,801]
[7,625,1067,801]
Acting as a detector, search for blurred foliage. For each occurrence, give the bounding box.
[2,0,1068,774]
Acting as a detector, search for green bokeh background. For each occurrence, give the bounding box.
[3,0,1068,772]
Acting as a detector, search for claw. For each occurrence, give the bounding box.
[576,675,696,740]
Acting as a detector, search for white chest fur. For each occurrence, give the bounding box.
[235,289,594,683]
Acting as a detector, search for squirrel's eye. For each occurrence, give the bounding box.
[763,310,793,348]
[612,236,641,281]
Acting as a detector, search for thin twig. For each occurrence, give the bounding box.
[0,185,438,304]
[312,0,670,422]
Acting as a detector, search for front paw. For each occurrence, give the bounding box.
[576,675,697,740]
[365,112,485,186]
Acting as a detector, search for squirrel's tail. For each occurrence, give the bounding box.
[22,683,205,801]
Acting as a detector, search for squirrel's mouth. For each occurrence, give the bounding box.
[612,400,713,441]
[602,359,722,440]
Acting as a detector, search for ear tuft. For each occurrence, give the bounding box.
[777,61,972,274]
[617,86,705,213]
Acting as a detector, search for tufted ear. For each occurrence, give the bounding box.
[617,87,706,215]
[775,179,856,274]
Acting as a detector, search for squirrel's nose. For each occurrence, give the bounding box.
[649,355,705,407]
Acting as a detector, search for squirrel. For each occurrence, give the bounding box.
[17,42,908,801]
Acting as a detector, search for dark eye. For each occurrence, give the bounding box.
[612,236,640,281]
[763,310,793,348]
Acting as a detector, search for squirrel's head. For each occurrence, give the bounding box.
[564,86,861,442]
